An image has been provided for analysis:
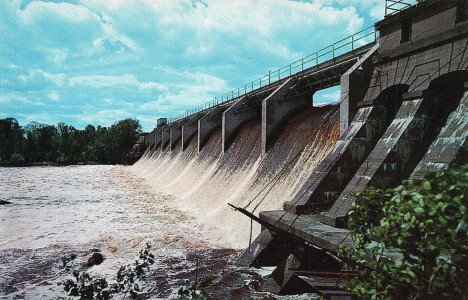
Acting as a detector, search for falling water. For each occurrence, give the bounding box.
[130,105,340,249]
[0,104,339,299]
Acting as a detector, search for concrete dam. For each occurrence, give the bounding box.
[131,0,468,297]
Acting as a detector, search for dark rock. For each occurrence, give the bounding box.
[87,252,104,267]
[0,200,12,205]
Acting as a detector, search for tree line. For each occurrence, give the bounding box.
[0,117,142,166]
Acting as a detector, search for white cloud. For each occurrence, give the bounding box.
[75,108,132,127]
[68,74,168,91]
[92,37,106,53]
[40,71,68,87]
[18,1,98,24]
[69,74,137,88]
[138,82,168,91]
[3,0,380,131]
[314,86,341,106]
[17,70,68,86]
[48,90,60,102]
[0,92,27,104]
[100,19,139,52]
[43,47,69,67]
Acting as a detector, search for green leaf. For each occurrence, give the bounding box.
[424,181,432,190]
[419,197,425,207]
[414,207,424,214]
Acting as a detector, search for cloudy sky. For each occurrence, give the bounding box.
[0,0,415,132]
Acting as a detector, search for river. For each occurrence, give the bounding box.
[0,165,317,299]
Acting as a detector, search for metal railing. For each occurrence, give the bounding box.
[168,25,378,123]
[385,0,417,16]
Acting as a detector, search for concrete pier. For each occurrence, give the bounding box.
[182,113,204,151]
[222,96,259,153]
[262,77,307,156]
[412,89,468,178]
[198,107,222,153]
[161,127,170,152]
[170,122,182,152]
[154,129,162,152]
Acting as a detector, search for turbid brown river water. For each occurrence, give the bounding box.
[0,165,318,299]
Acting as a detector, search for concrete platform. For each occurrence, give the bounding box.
[259,210,353,252]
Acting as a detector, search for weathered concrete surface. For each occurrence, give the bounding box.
[170,122,182,152]
[340,43,378,134]
[222,96,259,153]
[412,90,468,177]
[261,254,301,293]
[259,210,353,251]
[161,127,170,152]
[321,98,427,227]
[198,106,227,153]
[366,6,468,104]
[236,229,274,267]
[144,130,155,149]
[154,129,162,152]
[283,106,374,215]
[182,112,204,151]
[262,77,307,156]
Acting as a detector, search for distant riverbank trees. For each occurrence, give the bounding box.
[0,118,142,166]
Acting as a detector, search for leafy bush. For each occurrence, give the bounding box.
[60,244,221,300]
[177,273,221,300]
[60,243,154,300]
[112,244,155,299]
[62,271,112,300]
[342,165,468,299]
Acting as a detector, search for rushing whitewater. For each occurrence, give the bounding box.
[0,104,339,299]
[131,105,340,248]
[0,165,240,299]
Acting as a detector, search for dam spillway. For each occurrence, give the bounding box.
[132,105,340,248]
[131,0,468,297]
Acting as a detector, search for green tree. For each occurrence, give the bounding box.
[2,118,141,165]
[105,118,142,164]
[0,118,25,165]
[342,165,468,299]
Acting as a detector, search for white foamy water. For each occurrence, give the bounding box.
[0,165,219,251]
[0,165,242,299]
[0,165,311,300]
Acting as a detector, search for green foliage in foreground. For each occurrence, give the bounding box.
[177,273,221,300]
[60,244,155,300]
[341,165,468,299]
[60,244,221,300]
